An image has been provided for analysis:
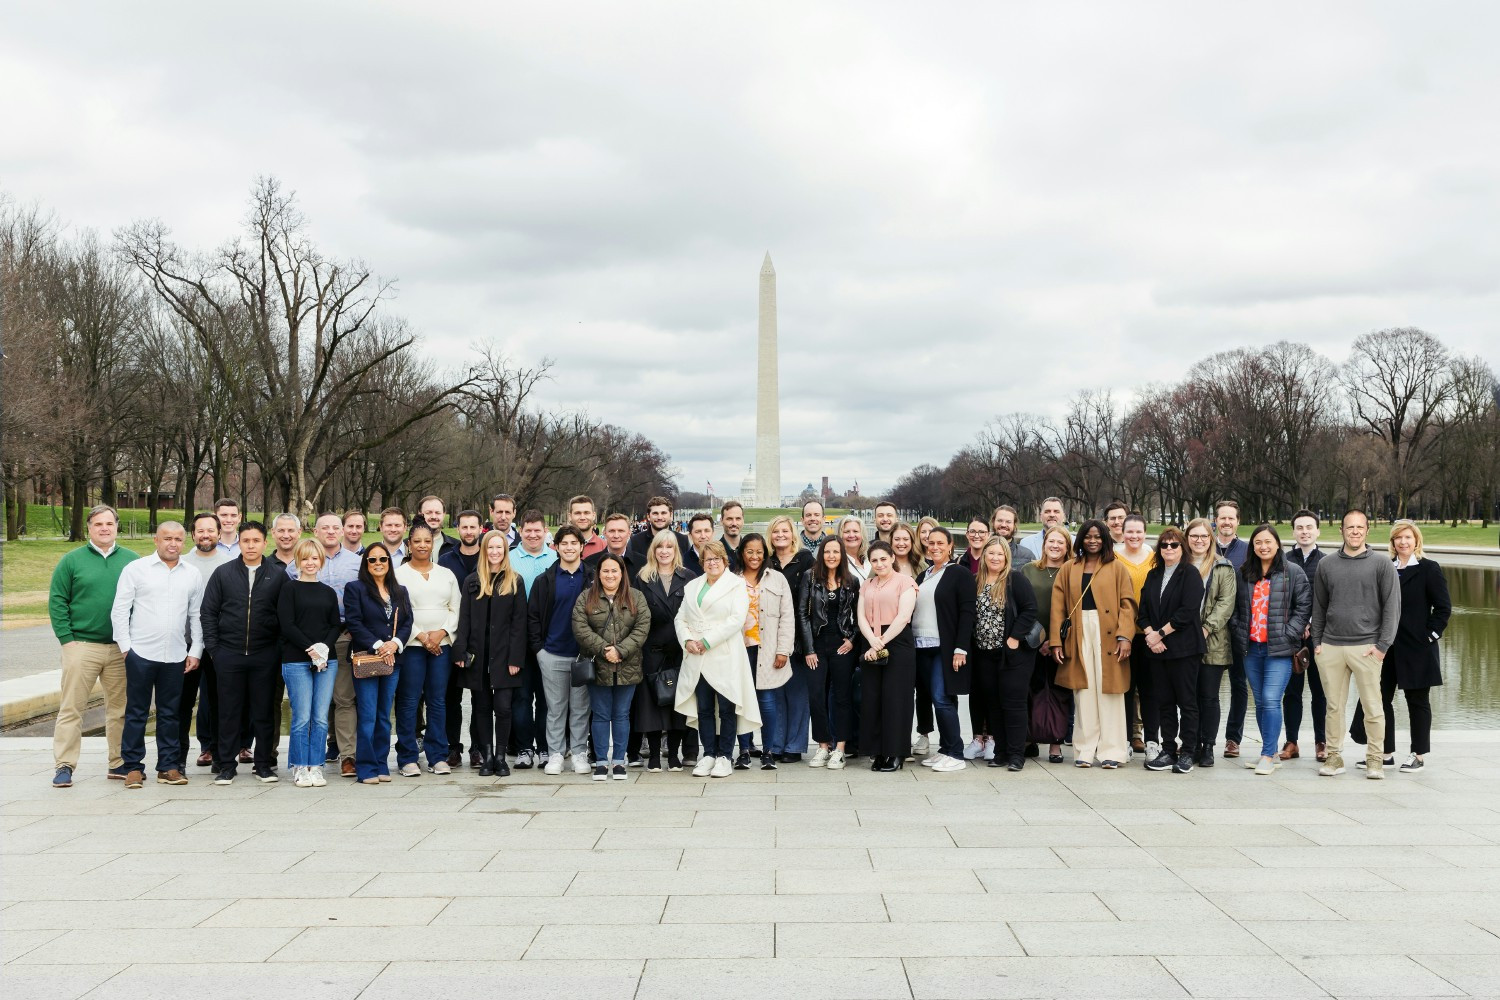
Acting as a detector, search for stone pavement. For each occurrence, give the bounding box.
[4,734,1500,999]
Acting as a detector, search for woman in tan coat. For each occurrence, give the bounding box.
[1050,519,1137,768]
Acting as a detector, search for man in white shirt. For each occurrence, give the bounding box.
[110,521,204,788]
[182,512,234,769]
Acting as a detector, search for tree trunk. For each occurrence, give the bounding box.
[69,465,87,541]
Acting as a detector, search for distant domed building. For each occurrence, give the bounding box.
[738,465,757,505]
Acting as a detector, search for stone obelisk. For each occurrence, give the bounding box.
[754,252,781,507]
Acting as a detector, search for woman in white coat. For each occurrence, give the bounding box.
[740,534,797,770]
[675,541,762,778]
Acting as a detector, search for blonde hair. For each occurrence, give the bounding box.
[638,529,684,583]
[835,516,867,562]
[1184,517,1218,579]
[292,538,325,568]
[698,540,729,570]
[1389,520,1424,559]
[1029,525,1073,570]
[890,522,924,577]
[975,536,1012,607]
[766,515,802,558]
[477,531,519,597]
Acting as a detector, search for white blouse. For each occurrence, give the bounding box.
[394,561,461,647]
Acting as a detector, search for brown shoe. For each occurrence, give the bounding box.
[237,748,253,764]
[124,770,145,789]
[1279,741,1300,761]
[1130,737,1146,754]
[157,770,189,785]
[196,751,214,767]
[1223,740,1240,759]
[340,757,356,778]
[1315,741,1328,762]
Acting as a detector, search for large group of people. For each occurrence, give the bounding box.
[48,490,1452,791]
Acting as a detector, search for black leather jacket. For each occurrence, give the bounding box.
[797,573,859,650]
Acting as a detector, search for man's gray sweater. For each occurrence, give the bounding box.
[1309,547,1401,652]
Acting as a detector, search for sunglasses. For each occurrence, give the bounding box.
[1159,541,1181,550]
[366,556,390,564]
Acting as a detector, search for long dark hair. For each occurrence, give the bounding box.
[584,553,637,616]
[738,533,767,585]
[815,535,854,590]
[1072,518,1116,564]
[1241,524,1285,584]
[358,542,408,604]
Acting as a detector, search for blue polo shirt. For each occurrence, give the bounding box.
[543,565,587,657]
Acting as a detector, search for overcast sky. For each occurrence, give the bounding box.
[5,2,1498,497]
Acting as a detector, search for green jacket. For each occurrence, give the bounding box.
[571,591,651,686]
[48,544,140,644]
[1201,558,1236,666]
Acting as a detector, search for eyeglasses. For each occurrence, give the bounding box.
[366,556,389,564]
[1159,541,1181,550]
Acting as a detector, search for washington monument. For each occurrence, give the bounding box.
[754,252,781,507]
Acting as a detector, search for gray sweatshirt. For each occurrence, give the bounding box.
[1309,546,1401,652]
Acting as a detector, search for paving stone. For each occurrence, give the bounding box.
[774,825,953,847]
[87,852,308,875]
[1175,867,1400,893]
[1200,891,1342,921]
[2,897,231,928]
[1286,824,1490,846]
[662,892,886,924]
[946,824,1132,847]
[903,955,1185,999]
[1096,891,1234,922]
[777,869,985,895]
[357,871,573,897]
[885,891,1111,922]
[1120,824,1310,847]
[15,927,299,964]
[80,962,386,1000]
[596,826,773,849]
[869,846,1062,870]
[681,846,871,871]
[1009,920,1271,956]
[637,958,909,1000]
[436,894,666,925]
[1411,954,1500,996]
[284,849,497,873]
[776,920,1023,958]
[527,922,773,959]
[567,869,774,896]
[1287,954,1465,996]
[1246,919,1500,955]
[362,960,642,1000]
[1311,890,1500,922]
[976,867,1191,893]
[2,873,172,900]
[0,964,125,1000]
[202,895,450,927]
[1236,845,1451,868]
[524,810,694,828]
[141,872,375,899]
[275,924,536,961]
[1158,955,1327,997]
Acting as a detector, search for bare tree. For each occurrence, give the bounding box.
[1339,327,1453,518]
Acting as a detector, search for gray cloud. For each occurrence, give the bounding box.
[4,1,1498,497]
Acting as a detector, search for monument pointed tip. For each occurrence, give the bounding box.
[760,252,775,275]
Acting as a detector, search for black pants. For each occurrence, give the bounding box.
[816,631,858,747]
[253,673,284,759]
[509,658,548,756]
[1152,655,1200,755]
[1224,641,1248,744]
[181,649,217,765]
[858,627,914,759]
[446,667,472,755]
[914,658,935,736]
[1282,643,1327,745]
[470,684,515,753]
[1196,662,1226,752]
[215,650,280,772]
[1125,636,1159,745]
[974,645,1032,762]
[1350,658,1432,755]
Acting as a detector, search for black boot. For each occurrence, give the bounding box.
[478,749,495,777]
[494,755,510,778]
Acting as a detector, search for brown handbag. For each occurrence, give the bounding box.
[351,608,398,679]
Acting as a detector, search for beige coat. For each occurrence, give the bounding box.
[749,569,796,690]
[674,572,762,735]
[1050,559,1136,694]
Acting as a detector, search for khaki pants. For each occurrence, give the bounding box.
[1072,611,1130,764]
[332,633,355,760]
[1317,643,1385,765]
[54,641,127,771]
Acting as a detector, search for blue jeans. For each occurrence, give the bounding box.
[122,650,186,773]
[282,661,338,768]
[919,647,963,759]
[354,666,399,780]
[589,683,635,765]
[782,658,812,752]
[695,677,737,758]
[1244,642,1293,756]
[756,688,785,755]
[395,646,451,767]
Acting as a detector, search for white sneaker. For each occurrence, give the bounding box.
[308,766,327,787]
[1145,741,1161,763]
[963,738,985,760]
[921,753,944,767]
[429,760,451,775]
[543,755,565,776]
[930,754,966,773]
[399,762,421,777]
[826,750,846,770]
[913,734,930,755]
[692,756,716,777]
[293,766,311,787]
[982,737,996,761]
[808,747,830,768]
[710,757,733,778]
[571,753,590,775]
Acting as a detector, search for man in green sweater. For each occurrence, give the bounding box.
[47,504,139,788]
[1310,508,1401,779]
